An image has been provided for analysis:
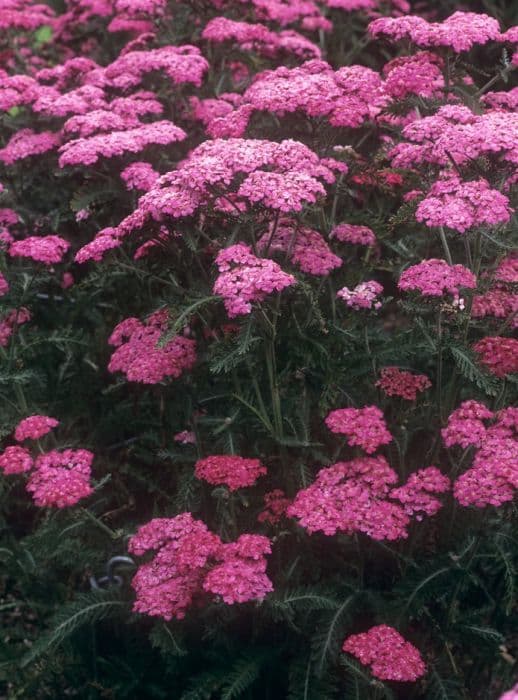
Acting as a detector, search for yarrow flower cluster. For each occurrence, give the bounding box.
[398,259,476,302]
[288,457,449,539]
[108,309,197,384]
[0,307,31,347]
[444,403,518,507]
[325,405,392,454]
[194,454,267,491]
[415,177,512,234]
[26,449,94,508]
[9,235,70,264]
[14,414,59,441]
[258,218,342,276]
[376,367,431,401]
[369,11,501,53]
[0,445,33,475]
[330,223,376,246]
[473,337,518,377]
[337,281,383,310]
[213,244,296,317]
[342,625,426,681]
[128,513,272,619]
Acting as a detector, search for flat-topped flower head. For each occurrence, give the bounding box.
[9,236,70,265]
[15,415,59,441]
[0,129,60,164]
[108,309,196,384]
[330,223,376,246]
[214,244,296,318]
[26,449,94,508]
[129,514,272,619]
[376,367,431,401]
[442,400,494,449]
[415,177,512,234]
[399,259,476,302]
[0,445,33,475]
[195,454,267,491]
[288,456,449,540]
[325,405,392,454]
[343,625,426,681]
[473,337,518,377]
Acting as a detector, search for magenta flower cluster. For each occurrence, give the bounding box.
[325,405,393,454]
[194,454,267,491]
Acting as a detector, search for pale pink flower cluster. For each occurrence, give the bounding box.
[330,223,376,246]
[205,60,388,137]
[0,445,33,475]
[128,513,272,619]
[94,139,340,256]
[0,307,31,347]
[473,337,518,378]
[14,414,59,441]
[202,17,320,60]
[0,129,60,165]
[342,625,426,681]
[383,52,444,99]
[213,244,296,317]
[446,405,518,507]
[325,0,376,11]
[194,454,267,491]
[325,405,392,454]
[90,46,208,90]
[398,259,476,301]
[472,289,518,328]
[258,219,342,276]
[337,280,383,310]
[376,367,431,401]
[390,109,518,170]
[26,449,94,508]
[59,121,186,167]
[288,456,449,539]
[369,11,501,53]
[9,235,70,264]
[120,161,159,191]
[258,489,291,524]
[415,177,512,234]
[108,309,197,384]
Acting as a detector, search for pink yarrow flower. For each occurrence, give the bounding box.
[376,367,431,401]
[337,281,383,310]
[343,625,426,681]
[9,236,70,265]
[15,415,59,441]
[195,454,267,491]
[26,449,94,508]
[325,405,392,454]
[0,445,33,475]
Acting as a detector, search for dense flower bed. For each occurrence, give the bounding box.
[0,0,517,697]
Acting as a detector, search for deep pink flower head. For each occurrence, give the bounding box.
[415,177,512,234]
[9,236,70,265]
[128,514,272,619]
[214,244,296,318]
[15,415,59,441]
[325,405,393,453]
[399,259,476,302]
[0,445,33,475]
[383,52,444,99]
[450,404,518,508]
[121,161,159,191]
[330,223,376,246]
[473,337,518,377]
[343,625,426,681]
[0,272,8,296]
[0,307,31,348]
[0,129,60,165]
[376,367,431,401]
[442,400,494,449]
[108,309,197,384]
[195,455,267,491]
[288,456,449,540]
[26,449,94,508]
